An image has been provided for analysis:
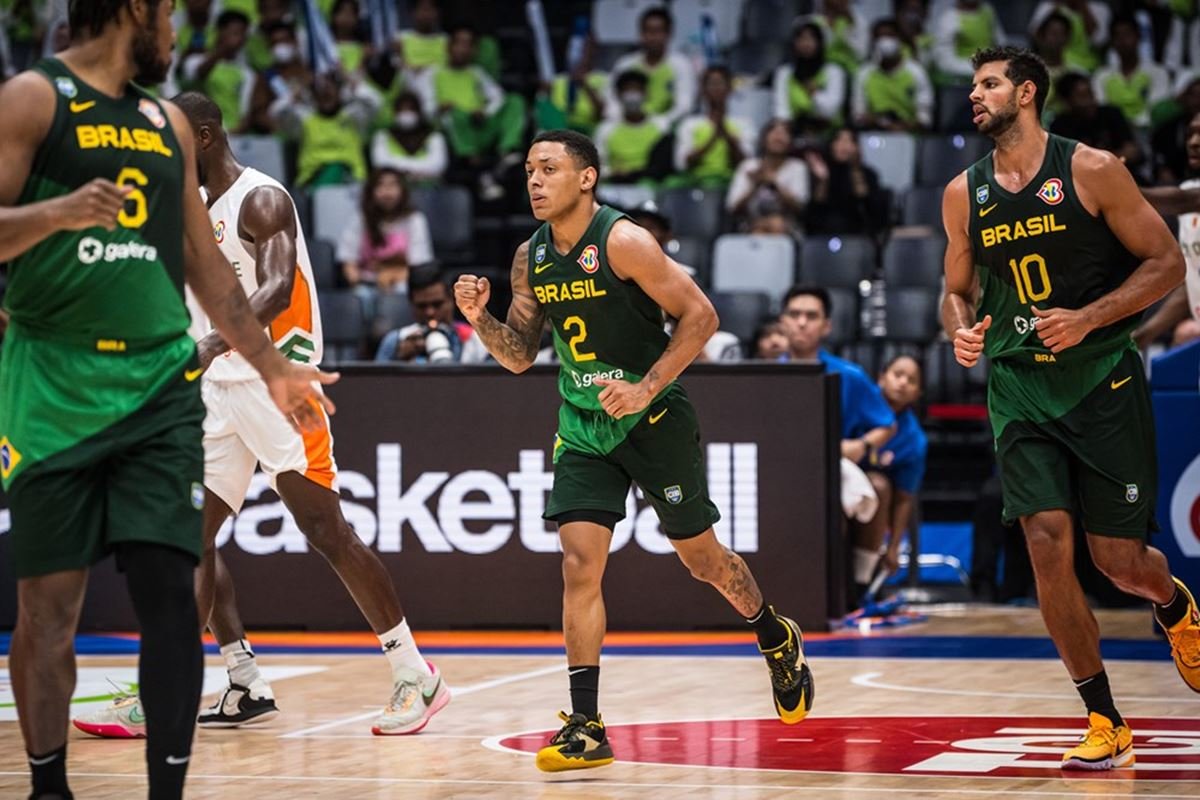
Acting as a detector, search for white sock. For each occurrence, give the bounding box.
[379,619,432,678]
[854,547,881,584]
[220,639,263,688]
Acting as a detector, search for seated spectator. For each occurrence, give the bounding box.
[1033,11,1079,121]
[413,24,526,198]
[174,0,216,65]
[272,72,380,187]
[331,0,367,76]
[339,167,434,309]
[727,119,810,234]
[181,10,255,132]
[772,20,847,131]
[594,71,667,184]
[371,91,449,183]
[853,18,933,132]
[398,0,447,73]
[802,127,889,236]
[932,0,1005,85]
[895,0,934,68]
[865,355,929,582]
[1029,1,1110,73]
[673,66,754,188]
[245,0,294,72]
[609,7,696,127]
[1093,13,1170,128]
[246,19,311,134]
[1050,72,1140,167]
[542,35,609,136]
[1152,72,1200,184]
[752,317,790,360]
[812,0,870,77]
[375,268,488,363]
[780,285,896,597]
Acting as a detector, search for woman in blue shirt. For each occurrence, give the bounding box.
[872,354,929,576]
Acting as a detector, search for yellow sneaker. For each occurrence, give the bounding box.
[534,711,614,773]
[1061,712,1135,770]
[1158,577,1200,694]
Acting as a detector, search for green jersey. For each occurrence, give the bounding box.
[0,59,195,488]
[967,133,1142,437]
[528,205,670,457]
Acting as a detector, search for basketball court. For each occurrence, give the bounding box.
[2,605,1197,798]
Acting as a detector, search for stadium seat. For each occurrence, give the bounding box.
[995,0,1040,43]
[671,0,745,49]
[318,289,365,363]
[798,235,876,290]
[290,186,312,236]
[311,183,362,250]
[883,287,940,342]
[859,132,918,195]
[372,292,416,341]
[307,238,338,290]
[593,0,662,44]
[882,235,946,289]
[825,286,860,348]
[916,134,989,187]
[728,41,784,80]
[657,186,726,240]
[936,84,975,133]
[742,0,803,42]
[711,233,796,302]
[410,185,474,260]
[710,290,772,346]
[597,184,657,212]
[667,236,711,286]
[727,85,774,133]
[229,135,288,183]
[900,185,943,227]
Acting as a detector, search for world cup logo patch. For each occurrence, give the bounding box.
[577,244,599,274]
[1036,178,1064,206]
[213,220,226,243]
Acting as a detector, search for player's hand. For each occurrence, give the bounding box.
[1031,305,1092,353]
[841,438,868,463]
[265,361,339,434]
[56,179,132,232]
[952,314,991,367]
[454,274,490,323]
[594,378,652,420]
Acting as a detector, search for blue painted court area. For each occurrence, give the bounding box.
[0,633,1174,661]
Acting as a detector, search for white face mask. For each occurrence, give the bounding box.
[272,43,298,64]
[620,92,645,113]
[395,110,420,130]
[874,36,901,62]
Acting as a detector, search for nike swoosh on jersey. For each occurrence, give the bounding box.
[70,100,96,113]
[978,203,998,218]
[649,409,667,424]
[185,367,204,382]
[1110,376,1133,390]
[534,262,554,274]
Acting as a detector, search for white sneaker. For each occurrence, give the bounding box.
[73,693,146,739]
[371,662,450,735]
[197,678,279,728]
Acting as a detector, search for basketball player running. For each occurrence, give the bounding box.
[74,91,450,739]
[0,1,335,798]
[454,130,813,773]
[943,46,1200,770]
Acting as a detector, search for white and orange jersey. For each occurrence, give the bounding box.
[1180,178,1200,322]
[186,167,323,380]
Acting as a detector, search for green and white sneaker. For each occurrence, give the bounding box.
[372,662,451,735]
[73,692,146,739]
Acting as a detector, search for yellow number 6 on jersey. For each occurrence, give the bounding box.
[116,167,149,229]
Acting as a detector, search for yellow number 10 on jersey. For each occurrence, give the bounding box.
[116,167,149,229]
[1008,253,1053,304]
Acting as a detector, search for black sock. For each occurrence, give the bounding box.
[1155,583,1190,629]
[28,744,71,799]
[1073,670,1124,727]
[746,602,788,650]
[568,665,600,719]
[118,544,204,800]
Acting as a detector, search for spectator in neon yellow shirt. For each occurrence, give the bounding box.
[812,0,870,77]
[399,0,447,73]
[1029,1,1110,72]
[331,0,367,76]
[181,10,256,132]
[854,18,933,132]
[542,36,609,136]
[608,7,697,127]
[674,66,754,188]
[1093,14,1170,128]
[595,71,667,184]
[273,73,381,187]
[932,0,1005,84]
[772,19,847,130]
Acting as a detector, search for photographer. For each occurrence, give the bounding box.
[375,268,488,364]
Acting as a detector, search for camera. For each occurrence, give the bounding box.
[423,326,454,363]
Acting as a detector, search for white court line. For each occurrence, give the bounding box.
[851,671,1200,704]
[3,771,1198,797]
[278,663,563,739]
[845,739,882,743]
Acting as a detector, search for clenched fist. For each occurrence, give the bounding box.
[454,274,491,323]
[56,179,132,232]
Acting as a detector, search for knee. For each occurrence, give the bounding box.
[1022,514,1071,561]
[301,515,350,557]
[16,598,76,639]
[562,550,604,594]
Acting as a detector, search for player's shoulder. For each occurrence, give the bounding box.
[0,69,57,132]
[1068,140,1123,178]
[511,238,532,270]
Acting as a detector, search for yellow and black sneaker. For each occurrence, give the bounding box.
[760,615,814,724]
[1061,712,1135,770]
[534,711,615,773]
[1158,577,1200,693]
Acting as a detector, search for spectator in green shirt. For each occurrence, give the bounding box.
[331,0,367,76]
[181,10,255,132]
[813,0,870,77]
[542,35,609,136]
[273,73,381,187]
[608,7,697,127]
[399,0,447,73]
[854,18,933,132]
[246,19,311,134]
[674,66,754,188]
[1029,1,1110,72]
[772,19,847,131]
[1093,13,1170,128]
[932,0,1005,84]
[371,91,449,183]
[595,70,667,184]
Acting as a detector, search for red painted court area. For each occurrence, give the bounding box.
[499,716,1200,780]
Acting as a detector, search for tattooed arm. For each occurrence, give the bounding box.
[453,240,546,373]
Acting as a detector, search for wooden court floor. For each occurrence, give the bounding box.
[1,607,1198,798]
